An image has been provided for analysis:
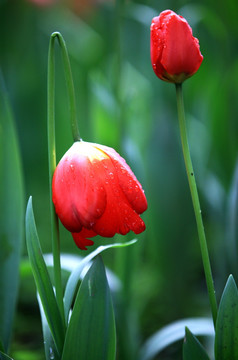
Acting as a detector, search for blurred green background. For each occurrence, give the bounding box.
[1,0,238,358]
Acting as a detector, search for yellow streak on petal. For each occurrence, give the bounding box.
[72,141,109,162]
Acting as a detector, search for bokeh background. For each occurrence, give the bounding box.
[1,0,238,358]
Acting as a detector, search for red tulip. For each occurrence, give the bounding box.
[150,10,203,83]
[52,141,147,250]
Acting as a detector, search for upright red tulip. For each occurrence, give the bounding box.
[150,10,203,83]
[52,141,147,250]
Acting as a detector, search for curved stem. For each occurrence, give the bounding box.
[47,32,79,328]
[50,32,81,142]
[175,83,218,326]
[114,0,125,144]
[48,34,65,326]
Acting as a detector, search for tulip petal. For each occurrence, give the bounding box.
[72,229,96,250]
[52,141,147,249]
[52,142,107,232]
[91,154,146,237]
[151,10,203,83]
[94,144,148,214]
[161,13,202,75]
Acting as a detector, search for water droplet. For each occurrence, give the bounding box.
[108,172,114,179]
[49,347,54,359]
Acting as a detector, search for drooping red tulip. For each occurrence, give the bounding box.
[150,10,203,83]
[52,141,147,250]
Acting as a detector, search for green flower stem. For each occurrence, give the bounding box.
[47,32,79,326]
[114,0,132,303]
[114,0,125,144]
[47,33,65,326]
[49,32,80,142]
[175,83,218,326]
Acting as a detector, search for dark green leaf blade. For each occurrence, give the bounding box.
[64,239,136,322]
[37,295,60,360]
[183,327,210,360]
[62,256,116,360]
[0,339,4,353]
[0,74,24,352]
[0,351,14,360]
[215,275,238,360]
[25,197,65,356]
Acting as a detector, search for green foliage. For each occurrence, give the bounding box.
[38,296,60,360]
[215,275,238,360]
[139,317,214,360]
[64,239,136,322]
[183,327,210,360]
[0,75,24,352]
[61,256,116,360]
[25,197,65,356]
[1,0,238,358]
[0,351,14,360]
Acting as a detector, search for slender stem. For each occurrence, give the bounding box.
[114,0,125,144]
[48,32,80,328]
[175,83,218,326]
[50,32,81,142]
[114,0,132,302]
[47,34,65,326]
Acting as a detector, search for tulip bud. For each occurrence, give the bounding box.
[52,141,147,250]
[151,10,203,83]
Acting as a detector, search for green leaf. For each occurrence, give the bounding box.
[0,73,24,352]
[215,275,238,360]
[25,197,65,356]
[139,318,214,360]
[62,256,116,360]
[0,339,4,353]
[226,161,238,277]
[37,294,60,360]
[64,239,136,322]
[183,327,210,360]
[0,351,14,360]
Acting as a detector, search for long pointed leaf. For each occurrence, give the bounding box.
[0,74,24,352]
[62,256,116,360]
[37,294,60,360]
[25,197,65,356]
[215,275,238,360]
[64,239,136,322]
[183,327,210,360]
